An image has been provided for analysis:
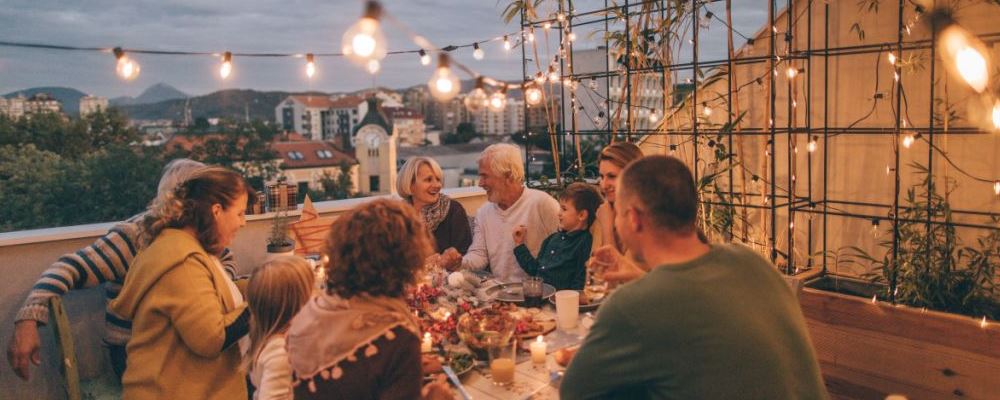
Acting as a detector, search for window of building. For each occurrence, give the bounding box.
[288,151,305,160]
[369,175,380,192]
[316,149,333,159]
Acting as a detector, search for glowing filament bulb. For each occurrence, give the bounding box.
[427,54,460,102]
[955,47,988,92]
[341,1,387,66]
[543,22,551,30]
[702,104,713,117]
[464,77,488,112]
[488,87,508,112]
[419,50,431,66]
[525,85,543,106]
[568,32,577,41]
[219,52,233,79]
[992,100,1000,130]
[503,36,511,51]
[557,13,565,22]
[902,133,915,148]
[113,48,140,81]
[472,43,484,60]
[807,137,817,153]
[786,67,798,79]
[887,52,896,65]
[649,110,659,123]
[940,25,990,93]
[994,180,1000,196]
[305,54,316,78]
[527,30,535,42]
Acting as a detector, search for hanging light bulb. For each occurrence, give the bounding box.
[807,136,818,153]
[527,29,535,42]
[786,67,799,79]
[342,1,388,66]
[305,53,316,78]
[488,85,508,112]
[419,49,431,66]
[548,66,560,82]
[112,47,140,81]
[992,99,1000,131]
[366,59,381,74]
[219,52,233,79]
[543,22,552,30]
[557,13,566,22]
[428,54,460,102]
[648,109,659,123]
[472,43,484,60]
[902,133,915,148]
[702,103,713,117]
[525,84,543,106]
[871,218,881,238]
[994,180,1000,196]
[887,52,897,65]
[464,77,489,112]
[933,10,990,93]
[568,31,577,42]
[534,72,545,84]
[503,35,512,51]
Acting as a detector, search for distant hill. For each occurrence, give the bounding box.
[3,87,89,116]
[110,83,188,106]
[119,89,329,122]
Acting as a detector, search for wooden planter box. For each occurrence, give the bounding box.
[799,276,1000,400]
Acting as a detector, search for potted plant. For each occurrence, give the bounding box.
[266,208,295,257]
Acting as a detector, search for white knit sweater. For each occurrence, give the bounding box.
[462,188,560,282]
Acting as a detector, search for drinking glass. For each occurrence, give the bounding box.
[523,276,544,308]
[555,290,580,330]
[487,334,516,386]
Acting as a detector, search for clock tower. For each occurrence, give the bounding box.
[352,97,396,195]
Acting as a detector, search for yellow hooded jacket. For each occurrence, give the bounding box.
[109,228,248,400]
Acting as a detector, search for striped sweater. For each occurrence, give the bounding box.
[15,213,239,346]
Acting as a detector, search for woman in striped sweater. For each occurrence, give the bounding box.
[5,159,240,381]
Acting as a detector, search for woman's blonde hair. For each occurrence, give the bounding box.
[324,199,434,299]
[244,255,314,371]
[141,166,255,254]
[599,142,643,170]
[396,156,443,201]
[479,143,525,184]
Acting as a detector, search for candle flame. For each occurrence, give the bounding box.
[982,316,989,328]
[871,295,877,304]
[536,335,544,343]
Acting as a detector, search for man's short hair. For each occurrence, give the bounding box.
[479,143,525,184]
[620,156,698,233]
[559,183,603,228]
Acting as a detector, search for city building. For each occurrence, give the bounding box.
[473,98,525,137]
[271,140,358,195]
[383,107,426,147]
[567,46,664,132]
[275,95,339,141]
[352,97,397,195]
[79,95,109,116]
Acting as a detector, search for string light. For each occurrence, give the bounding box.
[503,35,511,51]
[342,1,387,67]
[534,72,545,84]
[871,218,880,238]
[525,84,543,106]
[992,99,1000,130]
[464,77,488,112]
[807,136,818,153]
[112,47,140,81]
[219,52,233,79]
[786,67,799,79]
[548,66,559,82]
[488,85,508,112]
[527,30,535,42]
[902,133,916,148]
[994,180,1000,196]
[649,109,659,123]
[419,49,431,66]
[933,10,991,93]
[702,103,713,117]
[472,43,484,60]
[888,52,897,65]
[305,53,316,78]
[556,13,565,22]
[669,144,677,155]
[568,32,577,41]
[428,54,459,101]
[543,22,551,30]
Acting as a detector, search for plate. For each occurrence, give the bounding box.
[484,282,556,304]
[424,351,475,380]
[548,288,606,312]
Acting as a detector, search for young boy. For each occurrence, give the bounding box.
[513,182,602,290]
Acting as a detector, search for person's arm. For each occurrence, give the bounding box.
[155,258,248,357]
[560,295,653,399]
[514,243,542,276]
[570,235,593,290]
[219,248,239,280]
[254,337,294,400]
[378,328,423,400]
[460,210,489,271]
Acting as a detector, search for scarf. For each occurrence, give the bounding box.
[286,293,421,392]
[419,194,452,233]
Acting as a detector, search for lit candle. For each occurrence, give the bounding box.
[421,332,433,353]
[530,335,547,364]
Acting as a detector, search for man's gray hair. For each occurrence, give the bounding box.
[156,158,206,200]
[479,143,524,184]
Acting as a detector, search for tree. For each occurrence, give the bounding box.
[307,161,356,201]
[442,122,479,144]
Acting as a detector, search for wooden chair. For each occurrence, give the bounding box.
[48,296,82,400]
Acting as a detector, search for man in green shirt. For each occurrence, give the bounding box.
[561,156,827,399]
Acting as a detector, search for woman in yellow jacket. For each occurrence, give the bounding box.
[110,166,254,400]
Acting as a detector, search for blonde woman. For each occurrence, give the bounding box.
[246,255,314,400]
[110,167,254,400]
[397,156,472,253]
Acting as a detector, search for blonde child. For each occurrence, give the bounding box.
[246,255,314,400]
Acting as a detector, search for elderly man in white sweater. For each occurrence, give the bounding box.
[441,143,560,282]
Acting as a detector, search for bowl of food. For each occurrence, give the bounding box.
[456,309,516,360]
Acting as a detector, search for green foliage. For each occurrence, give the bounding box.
[165,118,280,183]
[306,161,356,201]
[442,122,480,144]
[845,163,1000,319]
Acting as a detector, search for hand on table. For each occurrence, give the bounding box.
[439,248,463,271]
[512,225,527,246]
[7,320,41,381]
[421,374,456,400]
[588,245,645,284]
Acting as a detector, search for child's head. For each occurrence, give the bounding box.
[245,255,314,367]
[558,183,603,232]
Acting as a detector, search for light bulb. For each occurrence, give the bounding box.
[428,54,460,102]
[341,1,387,66]
[703,105,713,117]
[464,81,489,112]
[366,59,381,74]
[807,137,817,153]
[503,36,512,51]
[219,52,233,79]
[305,54,316,78]
[473,43,484,60]
[113,48,140,81]
[548,67,559,82]
[939,24,990,93]
[902,133,915,148]
[648,110,659,123]
[534,72,545,84]
[887,52,897,65]
[994,181,1000,196]
[786,67,799,79]
[419,50,431,66]
[527,30,535,42]
[992,100,1000,130]
[568,32,577,41]
[488,88,508,112]
[543,22,551,30]
[525,85,543,106]
[557,13,565,22]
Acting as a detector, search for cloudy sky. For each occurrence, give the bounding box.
[0,0,766,98]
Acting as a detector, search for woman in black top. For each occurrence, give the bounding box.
[396,156,472,253]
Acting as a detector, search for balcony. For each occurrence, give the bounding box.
[0,187,487,399]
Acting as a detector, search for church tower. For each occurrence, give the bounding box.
[352,97,396,195]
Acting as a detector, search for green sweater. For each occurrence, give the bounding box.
[561,244,827,400]
[514,229,592,290]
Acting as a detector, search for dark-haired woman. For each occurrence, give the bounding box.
[110,166,254,400]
